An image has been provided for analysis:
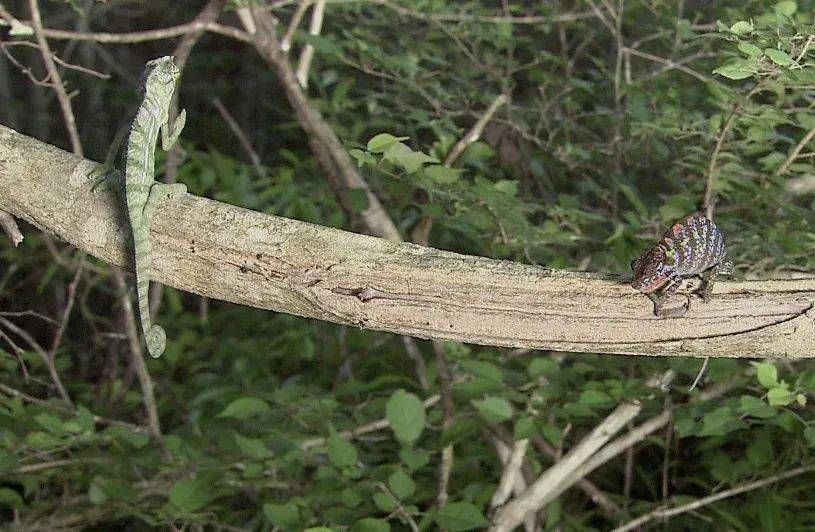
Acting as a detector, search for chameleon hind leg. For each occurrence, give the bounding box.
[651,273,689,318]
[698,265,718,303]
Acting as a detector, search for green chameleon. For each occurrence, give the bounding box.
[100,56,187,358]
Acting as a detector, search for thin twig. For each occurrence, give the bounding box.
[613,465,815,532]
[491,436,536,531]
[775,124,815,177]
[211,97,265,176]
[300,394,442,451]
[0,210,23,246]
[490,401,642,531]
[27,0,82,156]
[372,0,593,24]
[445,93,508,166]
[491,438,530,509]
[29,21,252,44]
[295,0,325,88]
[432,340,455,506]
[0,317,72,406]
[281,0,312,51]
[111,271,168,457]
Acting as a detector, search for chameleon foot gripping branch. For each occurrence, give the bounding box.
[121,56,187,358]
[631,213,732,317]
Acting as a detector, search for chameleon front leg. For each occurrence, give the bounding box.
[651,273,688,318]
[161,108,186,151]
[698,265,718,303]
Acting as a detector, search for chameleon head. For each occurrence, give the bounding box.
[141,56,181,95]
[630,245,672,294]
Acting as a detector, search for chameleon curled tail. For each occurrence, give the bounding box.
[134,227,166,358]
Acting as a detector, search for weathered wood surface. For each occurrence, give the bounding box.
[1,124,813,357]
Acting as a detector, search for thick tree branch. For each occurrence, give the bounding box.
[2,124,815,358]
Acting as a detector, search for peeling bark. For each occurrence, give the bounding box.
[1,124,814,358]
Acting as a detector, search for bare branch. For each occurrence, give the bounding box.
[281,0,312,51]
[295,0,326,88]
[0,210,23,246]
[614,465,815,532]
[490,402,642,531]
[3,124,815,358]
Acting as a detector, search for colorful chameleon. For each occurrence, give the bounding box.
[631,214,733,317]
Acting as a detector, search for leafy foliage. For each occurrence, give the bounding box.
[1,0,815,530]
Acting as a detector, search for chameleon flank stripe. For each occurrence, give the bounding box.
[631,213,732,317]
[122,56,187,357]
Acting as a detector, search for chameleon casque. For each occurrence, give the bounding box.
[116,56,187,357]
[631,214,732,317]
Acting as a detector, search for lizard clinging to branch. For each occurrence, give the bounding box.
[101,56,187,358]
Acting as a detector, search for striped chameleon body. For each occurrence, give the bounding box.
[123,56,187,357]
[631,214,732,317]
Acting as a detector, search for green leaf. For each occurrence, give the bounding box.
[373,491,397,512]
[472,397,513,423]
[713,58,759,80]
[367,133,409,153]
[263,502,299,527]
[698,407,745,437]
[0,487,23,508]
[383,142,437,173]
[514,417,536,440]
[739,396,777,419]
[436,501,489,531]
[217,397,271,420]
[804,427,815,448]
[424,165,463,184]
[235,434,270,459]
[298,33,343,56]
[353,518,391,532]
[349,148,376,167]
[347,188,370,212]
[527,357,558,378]
[764,48,793,66]
[737,42,763,57]
[34,413,64,435]
[458,360,503,382]
[168,477,212,513]
[388,469,416,499]
[386,389,426,445]
[542,423,563,446]
[729,21,753,35]
[767,386,794,406]
[399,448,430,470]
[775,1,797,16]
[752,362,779,388]
[327,433,358,468]
[92,477,136,504]
[579,389,613,407]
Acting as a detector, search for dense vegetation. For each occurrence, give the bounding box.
[1,0,815,529]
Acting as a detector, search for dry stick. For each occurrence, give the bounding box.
[775,124,815,177]
[0,317,72,406]
[300,393,442,450]
[491,436,535,531]
[491,437,530,509]
[445,93,508,166]
[281,0,313,51]
[295,0,326,88]
[432,340,455,506]
[47,261,83,365]
[6,125,815,357]
[111,272,168,456]
[27,0,82,156]
[613,464,815,532]
[32,21,253,44]
[529,435,622,517]
[623,47,713,85]
[0,210,23,246]
[211,97,265,176]
[490,401,642,531]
